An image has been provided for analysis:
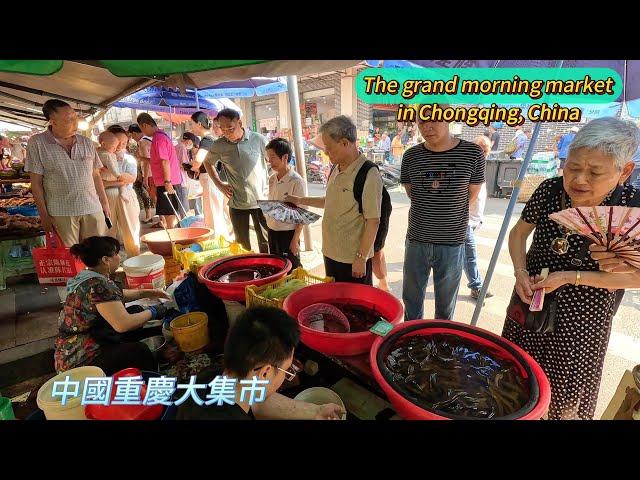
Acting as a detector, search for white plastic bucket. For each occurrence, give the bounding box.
[123,254,165,289]
[294,387,347,420]
[36,366,106,420]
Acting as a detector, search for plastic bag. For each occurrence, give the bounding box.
[32,232,85,286]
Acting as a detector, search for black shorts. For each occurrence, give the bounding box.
[155,184,189,216]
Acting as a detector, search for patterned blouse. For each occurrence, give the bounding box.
[54,274,123,373]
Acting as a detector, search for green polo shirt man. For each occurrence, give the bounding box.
[204,108,270,253]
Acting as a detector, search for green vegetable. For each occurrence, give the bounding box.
[261,279,307,300]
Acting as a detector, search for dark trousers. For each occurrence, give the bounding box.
[134,181,153,210]
[268,228,301,270]
[229,207,269,253]
[90,342,157,376]
[324,255,373,285]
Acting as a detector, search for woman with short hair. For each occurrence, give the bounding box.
[504,117,640,420]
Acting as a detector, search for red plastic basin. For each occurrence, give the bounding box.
[140,227,214,256]
[198,254,292,302]
[282,282,404,356]
[369,320,551,420]
[84,368,164,421]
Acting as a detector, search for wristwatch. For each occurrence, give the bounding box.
[163,180,172,185]
[355,252,365,260]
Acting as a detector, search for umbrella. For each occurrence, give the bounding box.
[257,200,321,225]
[114,86,241,113]
[114,86,218,110]
[198,77,288,99]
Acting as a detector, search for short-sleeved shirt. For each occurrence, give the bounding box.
[513,130,528,158]
[25,128,103,217]
[150,130,182,186]
[557,132,576,159]
[54,273,124,373]
[400,139,485,245]
[198,135,215,174]
[490,132,500,151]
[175,142,190,165]
[97,150,120,182]
[322,154,383,263]
[137,136,152,159]
[205,129,268,210]
[118,152,138,194]
[267,169,306,231]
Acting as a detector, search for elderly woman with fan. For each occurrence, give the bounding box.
[504,117,640,420]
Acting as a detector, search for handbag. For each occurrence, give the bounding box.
[32,232,85,286]
[506,287,562,334]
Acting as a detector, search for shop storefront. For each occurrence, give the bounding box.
[371,104,401,139]
[300,87,338,141]
[251,96,279,140]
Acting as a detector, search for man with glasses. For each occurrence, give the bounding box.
[177,307,345,420]
[400,104,486,321]
[203,108,270,252]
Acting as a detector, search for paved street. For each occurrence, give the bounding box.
[302,182,640,419]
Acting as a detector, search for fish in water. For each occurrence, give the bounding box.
[384,334,529,418]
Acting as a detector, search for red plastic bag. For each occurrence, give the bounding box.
[31,232,85,286]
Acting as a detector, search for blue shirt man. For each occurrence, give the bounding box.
[511,128,529,159]
[557,128,578,160]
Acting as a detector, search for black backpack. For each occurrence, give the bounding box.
[331,160,393,247]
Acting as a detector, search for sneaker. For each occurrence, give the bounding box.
[471,288,494,299]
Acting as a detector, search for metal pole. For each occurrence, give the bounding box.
[169,107,173,138]
[286,75,313,252]
[470,122,542,326]
[471,60,564,327]
[195,88,200,110]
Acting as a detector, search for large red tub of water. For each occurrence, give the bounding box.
[282,282,404,356]
[369,320,551,420]
[198,254,291,302]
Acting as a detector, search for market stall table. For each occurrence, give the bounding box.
[0,229,44,290]
[293,342,396,417]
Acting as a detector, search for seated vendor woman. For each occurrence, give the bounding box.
[54,236,171,375]
[177,307,346,420]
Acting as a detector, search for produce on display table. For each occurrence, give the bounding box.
[0,211,42,238]
[0,196,35,208]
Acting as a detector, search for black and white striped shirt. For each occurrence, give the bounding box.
[400,139,485,245]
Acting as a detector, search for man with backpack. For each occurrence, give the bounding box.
[285,116,390,285]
